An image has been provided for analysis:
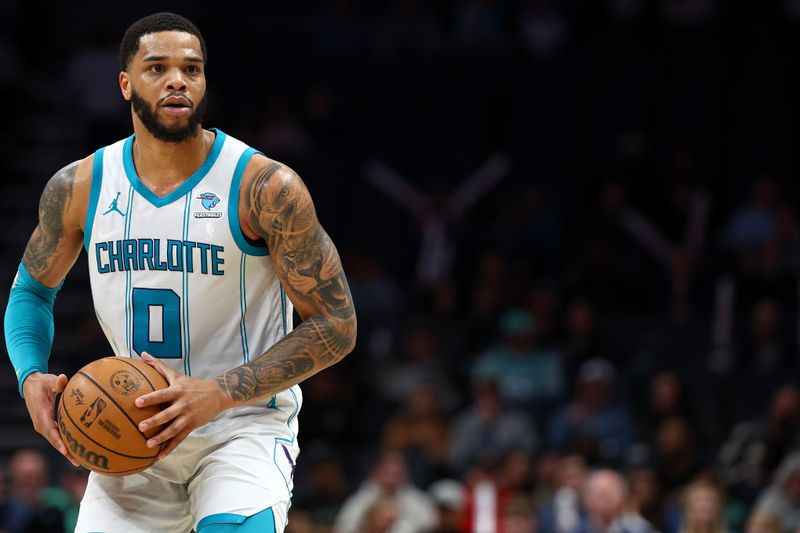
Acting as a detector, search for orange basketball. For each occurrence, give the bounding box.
[56,356,168,476]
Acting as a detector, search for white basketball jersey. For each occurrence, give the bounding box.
[84,129,300,417]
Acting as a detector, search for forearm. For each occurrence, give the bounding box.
[216,313,356,405]
[217,160,357,407]
[4,264,62,396]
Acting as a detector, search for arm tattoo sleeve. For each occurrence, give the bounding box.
[217,163,357,403]
[22,163,77,279]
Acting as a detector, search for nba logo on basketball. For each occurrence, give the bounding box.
[81,398,106,428]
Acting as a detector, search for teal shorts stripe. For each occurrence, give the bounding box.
[196,508,275,533]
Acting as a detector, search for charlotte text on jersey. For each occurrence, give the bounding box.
[94,239,224,275]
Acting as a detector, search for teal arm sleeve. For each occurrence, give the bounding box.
[4,263,63,397]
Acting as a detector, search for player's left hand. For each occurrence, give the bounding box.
[135,352,229,459]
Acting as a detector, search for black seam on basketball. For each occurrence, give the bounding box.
[60,400,159,461]
[114,357,159,392]
[78,371,150,441]
[102,447,162,475]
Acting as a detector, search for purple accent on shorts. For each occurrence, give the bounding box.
[281,444,295,479]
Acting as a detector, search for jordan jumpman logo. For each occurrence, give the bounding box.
[103,192,126,216]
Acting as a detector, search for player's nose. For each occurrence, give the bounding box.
[165,68,188,92]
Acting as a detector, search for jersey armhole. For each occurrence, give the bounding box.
[83,147,105,252]
[229,148,270,256]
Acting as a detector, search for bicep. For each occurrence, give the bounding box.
[21,161,86,287]
[246,162,354,321]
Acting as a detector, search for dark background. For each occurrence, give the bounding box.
[3,1,800,532]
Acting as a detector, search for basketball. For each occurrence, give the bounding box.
[56,357,168,476]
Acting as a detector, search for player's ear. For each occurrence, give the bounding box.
[119,72,131,102]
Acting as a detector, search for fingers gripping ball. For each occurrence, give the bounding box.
[56,357,168,475]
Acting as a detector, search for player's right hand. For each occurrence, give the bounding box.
[22,372,79,467]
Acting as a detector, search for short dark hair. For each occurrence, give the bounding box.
[119,12,207,71]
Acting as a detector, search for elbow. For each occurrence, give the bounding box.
[340,311,357,358]
[332,308,357,362]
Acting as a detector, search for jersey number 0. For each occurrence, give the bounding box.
[132,288,182,358]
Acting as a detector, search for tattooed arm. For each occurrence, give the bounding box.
[23,159,91,285]
[9,156,92,465]
[217,159,357,404]
[135,157,355,457]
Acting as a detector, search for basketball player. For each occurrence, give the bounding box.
[4,12,356,533]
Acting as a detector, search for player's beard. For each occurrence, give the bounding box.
[131,89,207,143]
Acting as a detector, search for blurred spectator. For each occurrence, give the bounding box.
[501,495,537,533]
[653,416,705,496]
[672,481,729,533]
[546,359,635,465]
[428,479,465,533]
[0,463,28,533]
[468,251,510,328]
[345,247,403,355]
[358,495,399,533]
[721,176,781,254]
[497,451,536,497]
[447,380,537,477]
[7,449,64,533]
[524,285,562,348]
[39,467,87,533]
[639,371,711,453]
[744,511,781,533]
[381,383,451,487]
[537,454,588,533]
[626,466,665,532]
[752,451,800,533]
[471,308,564,413]
[376,320,458,410]
[461,462,532,533]
[422,282,468,368]
[718,384,800,505]
[727,298,797,422]
[333,450,437,533]
[560,298,603,383]
[581,469,656,533]
[286,509,316,533]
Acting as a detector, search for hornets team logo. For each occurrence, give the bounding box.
[195,192,223,218]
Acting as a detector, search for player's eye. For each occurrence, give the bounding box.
[150,64,163,73]
[186,65,201,74]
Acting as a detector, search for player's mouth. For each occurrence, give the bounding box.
[159,96,192,117]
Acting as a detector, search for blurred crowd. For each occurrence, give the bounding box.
[4,0,800,533]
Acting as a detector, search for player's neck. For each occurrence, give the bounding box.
[130,124,214,192]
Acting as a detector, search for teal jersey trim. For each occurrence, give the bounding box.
[239,253,250,363]
[196,508,275,532]
[122,129,226,208]
[124,186,135,356]
[228,147,269,256]
[182,192,192,374]
[83,147,105,251]
[280,285,287,336]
